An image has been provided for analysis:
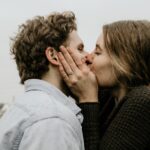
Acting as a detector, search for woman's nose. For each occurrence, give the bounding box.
[85,54,93,65]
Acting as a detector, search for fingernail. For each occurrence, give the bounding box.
[60,45,64,50]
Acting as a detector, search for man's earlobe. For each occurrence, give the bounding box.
[45,47,59,66]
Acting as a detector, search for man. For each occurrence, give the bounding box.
[0,103,8,118]
[0,11,86,150]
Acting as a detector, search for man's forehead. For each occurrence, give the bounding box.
[67,30,84,47]
[69,31,81,40]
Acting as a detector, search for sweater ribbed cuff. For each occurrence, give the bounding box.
[78,103,100,122]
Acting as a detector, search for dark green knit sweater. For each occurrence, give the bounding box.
[79,86,150,150]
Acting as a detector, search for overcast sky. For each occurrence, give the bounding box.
[0,0,150,103]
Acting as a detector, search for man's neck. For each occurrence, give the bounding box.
[41,69,69,96]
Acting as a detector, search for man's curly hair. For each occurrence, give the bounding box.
[11,11,77,84]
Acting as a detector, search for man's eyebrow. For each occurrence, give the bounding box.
[80,43,84,47]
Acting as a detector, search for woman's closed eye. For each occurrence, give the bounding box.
[94,50,101,55]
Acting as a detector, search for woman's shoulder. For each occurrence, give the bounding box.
[123,85,150,109]
[126,85,150,100]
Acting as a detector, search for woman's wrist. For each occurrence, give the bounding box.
[79,97,99,103]
[78,91,98,103]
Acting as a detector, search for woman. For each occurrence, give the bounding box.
[58,20,150,150]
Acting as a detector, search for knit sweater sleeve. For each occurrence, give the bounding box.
[100,89,150,150]
[78,103,100,150]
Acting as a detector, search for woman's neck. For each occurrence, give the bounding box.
[112,85,127,102]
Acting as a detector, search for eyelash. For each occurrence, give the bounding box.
[94,51,101,55]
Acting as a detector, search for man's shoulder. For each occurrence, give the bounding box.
[15,90,80,126]
[14,90,75,119]
[0,91,81,147]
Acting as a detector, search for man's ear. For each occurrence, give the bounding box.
[45,47,59,66]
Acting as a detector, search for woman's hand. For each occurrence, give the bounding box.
[58,46,98,103]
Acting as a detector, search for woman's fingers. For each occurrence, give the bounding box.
[59,46,90,77]
[67,48,83,69]
[58,52,73,76]
[60,46,83,70]
[58,62,69,83]
[67,47,90,73]
[59,46,79,72]
[58,56,78,88]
